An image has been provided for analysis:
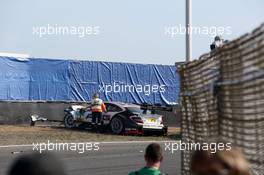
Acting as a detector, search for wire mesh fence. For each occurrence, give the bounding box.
[179,23,264,175]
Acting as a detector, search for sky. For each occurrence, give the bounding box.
[0,0,263,65]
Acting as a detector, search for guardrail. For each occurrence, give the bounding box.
[178,23,264,175]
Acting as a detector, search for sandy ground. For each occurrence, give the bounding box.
[0,124,180,145]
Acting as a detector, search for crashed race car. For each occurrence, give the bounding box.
[64,102,168,135]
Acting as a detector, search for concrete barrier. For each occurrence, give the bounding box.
[0,101,180,127]
[0,101,75,124]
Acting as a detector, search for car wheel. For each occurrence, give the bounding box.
[110,117,124,134]
[64,114,76,128]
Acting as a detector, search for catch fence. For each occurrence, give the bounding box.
[179,23,264,175]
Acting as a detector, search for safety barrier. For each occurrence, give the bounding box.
[0,101,179,127]
[179,23,264,175]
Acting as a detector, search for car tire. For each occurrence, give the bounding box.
[64,114,76,128]
[110,117,124,134]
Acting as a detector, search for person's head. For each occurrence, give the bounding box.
[190,147,252,175]
[8,153,65,175]
[215,147,252,175]
[191,149,224,175]
[93,93,99,99]
[144,143,163,165]
[215,35,221,41]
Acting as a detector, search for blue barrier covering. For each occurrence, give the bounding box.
[0,56,179,105]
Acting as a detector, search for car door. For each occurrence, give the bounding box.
[103,103,123,124]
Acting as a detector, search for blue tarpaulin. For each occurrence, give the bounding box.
[0,56,180,105]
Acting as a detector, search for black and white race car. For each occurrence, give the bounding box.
[64,102,168,135]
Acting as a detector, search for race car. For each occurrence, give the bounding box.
[63,102,168,135]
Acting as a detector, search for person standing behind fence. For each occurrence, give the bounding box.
[91,93,106,131]
[129,143,166,175]
[191,146,252,175]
